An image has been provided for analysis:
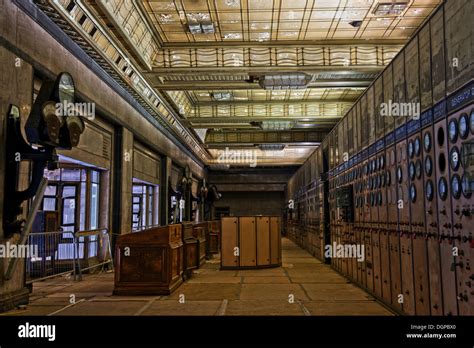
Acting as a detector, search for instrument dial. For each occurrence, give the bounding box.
[438,177,448,201]
[459,113,469,139]
[448,118,458,143]
[451,174,461,199]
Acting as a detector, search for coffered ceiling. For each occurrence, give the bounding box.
[35,0,442,167]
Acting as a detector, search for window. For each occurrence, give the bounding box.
[132,180,159,231]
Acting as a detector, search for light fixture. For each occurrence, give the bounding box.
[252,121,295,131]
[258,144,286,151]
[373,2,408,16]
[186,13,215,34]
[212,92,232,101]
[258,73,312,90]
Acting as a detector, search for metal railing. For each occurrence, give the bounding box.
[25,228,113,283]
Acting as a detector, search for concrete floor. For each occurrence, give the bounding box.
[2,238,394,316]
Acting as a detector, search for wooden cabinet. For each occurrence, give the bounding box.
[114,225,183,295]
[221,216,281,269]
[206,220,220,256]
[182,222,198,278]
[192,222,207,267]
[221,217,239,268]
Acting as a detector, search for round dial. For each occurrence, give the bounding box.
[408,141,414,158]
[470,109,474,134]
[380,155,385,169]
[414,137,421,157]
[371,160,376,173]
[459,113,469,139]
[410,184,416,203]
[386,170,391,186]
[397,166,403,183]
[426,180,434,201]
[415,159,422,179]
[424,156,433,176]
[424,132,431,152]
[448,118,458,143]
[409,162,416,180]
[451,174,461,199]
[378,191,382,206]
[449,146,460,171]
[381,173,386,187]
[376,175,380,189]
[461,174,472,198]
[438,177,448,201]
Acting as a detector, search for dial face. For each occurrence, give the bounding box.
[448,118,458,143]
[408,141,414,158]
[409,162,416,180]
[424,132,431,152]
[386,170,391,186]
[415,159,422,179]
[451,174,461,199]
[410,184,416,203]
[397,166,403,183]
[459,113,469,139]
[414,137,421,156]
[461,174,472,198]
[424,156,433,176]
[450,146,460,171]
[426,180,434,201]
[380,155,385,169]
[470,109,474,134]
[438,177,448,200]
[371,160,376,173]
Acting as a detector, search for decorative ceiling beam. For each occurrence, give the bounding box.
[162,39,408,49]
[151,80,373,90]
[195,99,357,106]
[205,130,327,145]
[148,66,384,74]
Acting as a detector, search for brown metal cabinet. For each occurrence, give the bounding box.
[239,217,257,267]
[256,217,270,266]
[192,222,207,267]
[221,217,239,268]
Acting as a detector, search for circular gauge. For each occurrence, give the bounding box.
[461,174,472,198]
[424,156,433,176]
[408,140,414,158]
[424,132,432,152]
[371,160,376,173]
[378,191,382,206]
[380,155,385,169]
[459,113,469,139]
[415,159,422,179]
[438,177,448,201]
[376,175,380,188]
[448,118,458,143]
[386,170,391,186]
[409,162,415,180]
[426,180,434,201]
[451,174,461,199]
[470,109,474,134]
[410,184,417,203]
[414,137,421,156]
[381,173,386,187]
[397,166,403,183]
[449,146,460,171]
